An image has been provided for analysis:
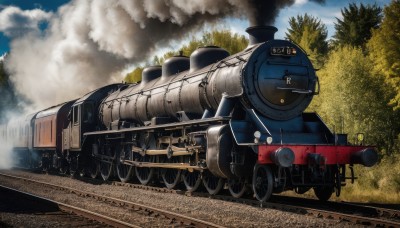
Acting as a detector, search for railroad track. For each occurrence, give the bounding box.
[0,184,137,228]
[96,175,400,227]
[2,170,400,227]
[211,194,400,227]
[272,195,400,222]
[0,172,225,228]
[104,177,400,227]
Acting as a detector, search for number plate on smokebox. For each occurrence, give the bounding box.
[270,47,297,56]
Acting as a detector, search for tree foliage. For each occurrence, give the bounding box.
[314,46,399,154]
[333,3,382,48]
[202,30,248,55]
[153,30,248,65]
[125,29,248,83]
[124,67,143,83]
[367,0,400,110]
[285,14,328,68]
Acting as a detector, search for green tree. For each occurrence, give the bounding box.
[201,30,248,55]
[315,46,398,154]
[333,3,382,48]
[285,14,328,69]
[124,67,143,83]
[153,30,248,65]
[367,0,400,110]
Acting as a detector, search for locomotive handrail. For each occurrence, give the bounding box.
[314,76,320,95]
[84,117,230,136]
[276,87,313,94]
[292,89,313,94]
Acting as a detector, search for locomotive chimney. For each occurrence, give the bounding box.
[246,26,278,46]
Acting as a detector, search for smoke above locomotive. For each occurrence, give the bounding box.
[1,0,326,111]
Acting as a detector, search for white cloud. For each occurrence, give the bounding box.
[295,0,309,6]
[0,53,6,61]
[0,6,52,38]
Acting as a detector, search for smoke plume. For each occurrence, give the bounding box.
[0,137,14,169]
[0,113,18,169]
[1,0,324,110]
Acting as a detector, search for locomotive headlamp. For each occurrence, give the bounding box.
[254,131,273,145]
[254,131,262,144]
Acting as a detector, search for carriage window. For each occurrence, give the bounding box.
[50,121,53,142]
[38,123,41,143]
[82,102,94,123]
[73,106,79,125]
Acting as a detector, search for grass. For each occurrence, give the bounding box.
[280,154,400,204]
[339,153,400,204]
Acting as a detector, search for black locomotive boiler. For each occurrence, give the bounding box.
[2,26,378,202]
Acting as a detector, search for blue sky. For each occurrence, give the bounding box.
[227,0,391,40]
[0,0,392,56]
[0,0,70,54]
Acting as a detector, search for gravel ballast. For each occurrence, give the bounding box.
[0,169,356,227]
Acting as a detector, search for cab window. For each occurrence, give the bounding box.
[82,102,94,123]
[73,106,79,125]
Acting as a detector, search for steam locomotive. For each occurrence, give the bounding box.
[0,26,378,202]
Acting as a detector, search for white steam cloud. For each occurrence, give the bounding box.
[3,0,238,110]
[0,113,16,170]
[1,0,324,110]
[0,137,14,169]
[0,6,52,38]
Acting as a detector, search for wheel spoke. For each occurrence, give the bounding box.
[161,157,182,189]
[182,170,201,192]
[252,165,273,202]
[117,145,134,183]
[228,178,247,198]
[203,171,224,195]
[117,163,133,183]
[100,160,113,181]
[135,155,154,185]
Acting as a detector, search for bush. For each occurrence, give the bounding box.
[341,154,400,203]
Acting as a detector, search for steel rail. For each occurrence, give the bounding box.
[4,171,399,227]
[190,192,400,227]
[339,201,400,219]
[0,184,139,228]
[111,179,400,225]
[0,172,225,228]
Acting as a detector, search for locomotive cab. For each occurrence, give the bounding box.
[61,84,123,175]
